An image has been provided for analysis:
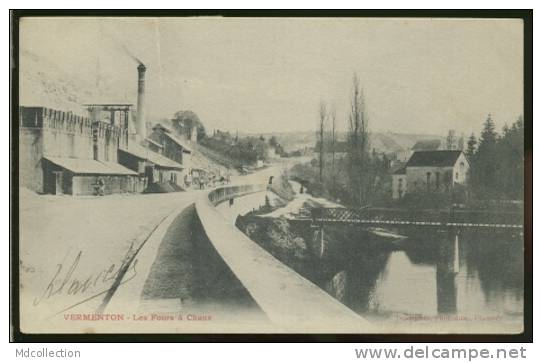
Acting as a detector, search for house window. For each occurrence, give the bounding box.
[436,172,440,190]
[426,172,431,191]
[455,172,459,181]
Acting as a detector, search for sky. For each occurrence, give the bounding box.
[19,17,524,135]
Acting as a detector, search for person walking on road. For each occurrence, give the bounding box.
[95,177,105,196]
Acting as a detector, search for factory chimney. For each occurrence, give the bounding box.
[136,63,147,139]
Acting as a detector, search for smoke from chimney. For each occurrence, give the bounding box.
[136,63,147,139]
[104,28,144,65]
[121,43,144,66]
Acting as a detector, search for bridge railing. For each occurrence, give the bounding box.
[312,207,449,223]
[312,207,524,227]
[449,209,523,226]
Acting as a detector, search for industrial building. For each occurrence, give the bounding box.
[18,106,139,195]
[19,62,205,195]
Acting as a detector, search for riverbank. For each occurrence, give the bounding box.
[232,180,524,333]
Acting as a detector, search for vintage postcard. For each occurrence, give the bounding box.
[13,14,527,336]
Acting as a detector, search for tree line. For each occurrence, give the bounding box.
[467,114,524,201]
[169,110,288,168]
[299,75,525,208]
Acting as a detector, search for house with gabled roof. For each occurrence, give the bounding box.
[395,139,444,162]
[147,123,193,166]
[391,150,469,199]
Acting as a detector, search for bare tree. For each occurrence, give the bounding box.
[330,105,337,190]
[446,129,457,150]
[317,100,327,183]
[347,74,370,206]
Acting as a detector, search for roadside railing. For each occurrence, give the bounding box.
[195,182,371,332]
[207,183,267,206]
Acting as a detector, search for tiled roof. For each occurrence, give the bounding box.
[164,133,193,153]
[144,137,163,148]
[121,143,184,170]
[406,150,463,167]
[44,157,137,175]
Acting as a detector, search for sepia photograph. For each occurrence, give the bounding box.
[11,11,531,340]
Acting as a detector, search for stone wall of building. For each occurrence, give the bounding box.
[19,107,130,194]
[41,119,94,160]
[392,174,407,199]
[406,166,454,193]
[72,174,140,196]
[19,128,44,193]
[406,154,469,194]
[452,153,469,184]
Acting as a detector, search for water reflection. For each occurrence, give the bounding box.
[318,230,523,321]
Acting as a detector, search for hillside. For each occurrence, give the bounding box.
[19,50,239,176]
[19,50,119,115]
[191,144,240,176]
[250,131,444,154]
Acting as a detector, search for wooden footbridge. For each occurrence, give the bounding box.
[309,207,523,231]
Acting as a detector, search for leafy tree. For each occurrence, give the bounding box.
[269,136,278,147]
[172,110,206,141]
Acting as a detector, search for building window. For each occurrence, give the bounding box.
[455,172,459,181]
[436,172,440,190]
[426,172,431,191]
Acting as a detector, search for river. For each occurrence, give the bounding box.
[227,180,524,332]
